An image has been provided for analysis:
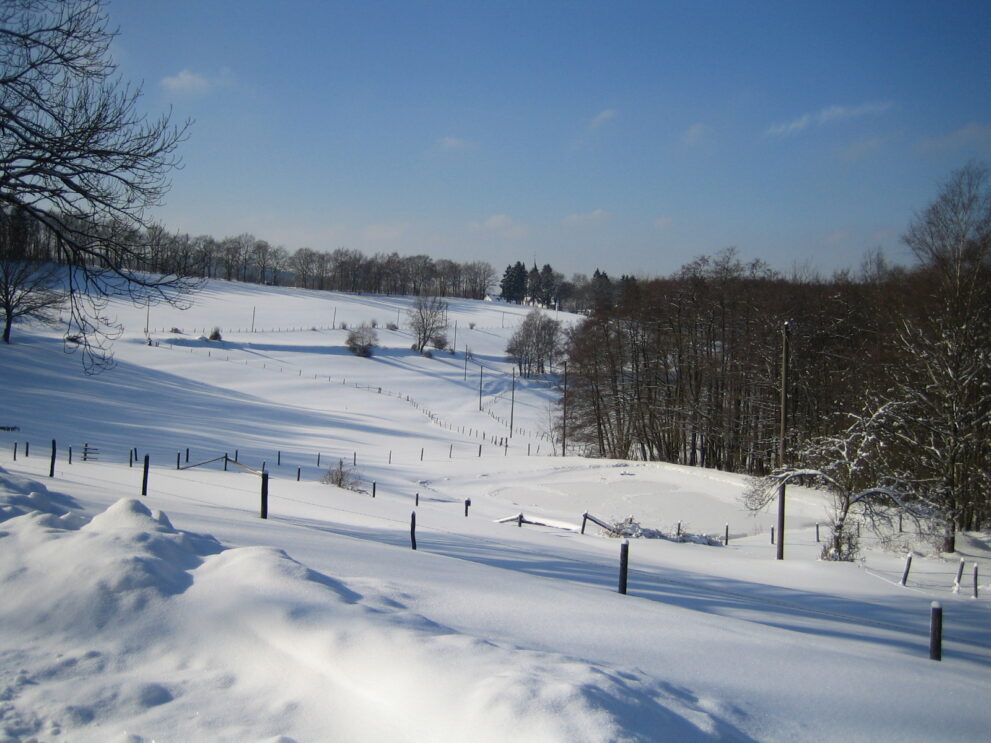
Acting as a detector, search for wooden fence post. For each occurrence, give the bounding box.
[49,439,56,478]
[296,467,301,482]
[372,482,376,498]
[415,493,419,506]
[929,602,942,661]
[724,523,729,545]
[141,455,149,496]
[12,442,16,461]
[816,523,820,542]
[900,553,913,586]
[581,513,588,534]
[410,511,417,550]
[128,448,132,467]
[260,472,269,519]
[974,564,980,599]
[464,499,471,517]
[770,527,775,545]
[618,540,629,595]
[953,558,965,593]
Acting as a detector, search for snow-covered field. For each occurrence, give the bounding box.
[1,280,988,742]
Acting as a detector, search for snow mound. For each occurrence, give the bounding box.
[0,495,748,742]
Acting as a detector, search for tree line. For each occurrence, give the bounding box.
[560,163,990,550]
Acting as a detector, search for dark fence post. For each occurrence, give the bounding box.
[410,511,417,550]
[478,443,482,457]
[581,513,588,534]
[676,521,681,537]
[815,523,820,542]
[141,454,150,496]
[724,523,729,545]
[953,558,965,593]
[415,492,419,506]
[12,442,16,461]
[296,466,301,481]
[900,553,913,586]
[185,447,190,463]
[128,448,133,467]
[49,439,56,478]
[929,602,942,661]
[618,540,630,595]
[317,452,321,467]
[68,446,72,464]
[420,447,424,462]
[517,512,523,527]
[464,498,471,517]
[277,450,281,466]
[176,452,181,470]
[770,526,775,545]
[260,472,269,519]
[25,441,29,457]
[974,564,980,600]
[372,482,376,498]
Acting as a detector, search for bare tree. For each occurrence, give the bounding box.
[0,0,194,371]
[407,294,447,353]
[0,207,63,342]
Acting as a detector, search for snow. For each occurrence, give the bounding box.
[0,280,989,742]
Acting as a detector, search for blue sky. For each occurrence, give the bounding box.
[109,0,991,278]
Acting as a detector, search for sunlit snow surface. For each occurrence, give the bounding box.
[1,280,989,742]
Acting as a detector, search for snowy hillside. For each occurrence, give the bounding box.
[1,280,989,743]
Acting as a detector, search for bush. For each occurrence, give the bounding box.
[208,327,222,341]
[431,332,448,351]
[170,327,182,334]
[322,459,361,491]
[468,321,476,329]
[339,321,348,330]
[386,322,398,331]
[370,318,378,328]
[346,324,378,357]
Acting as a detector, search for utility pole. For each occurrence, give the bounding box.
[776,321,790,560]
[561,361,568,457]
[510,368,516,437]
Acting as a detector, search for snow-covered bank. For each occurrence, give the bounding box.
[1,280,989,742]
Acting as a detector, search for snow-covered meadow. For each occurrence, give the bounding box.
[1,280,989,742]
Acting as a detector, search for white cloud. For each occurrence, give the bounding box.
[766,101,893,137]
[917,122,991,153]
[160,67,234,97]
[563,209,612,227]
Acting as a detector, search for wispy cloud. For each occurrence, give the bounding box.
[838,135,885,162]
[589,109,618,130]
[360,222,408,243]
[681,122,713,148]
[563,209,612,227]
[435,136,475,153]
[917,122,991,153]
[160,67,234,97]
[573,109,618,148]
[468,214,528,238]
[653,216,673,231]
[766,101,892,137]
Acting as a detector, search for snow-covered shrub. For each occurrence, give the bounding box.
[431,332,448,351]
[346,325,378,357]
[208,327,222,341]
[322,459,361,491]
